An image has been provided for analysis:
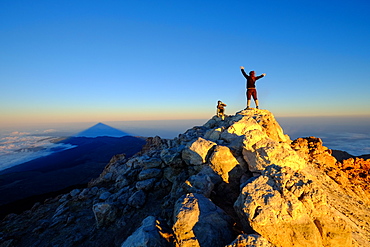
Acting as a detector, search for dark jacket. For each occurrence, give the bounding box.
[241,69,265,89]
[217,102,226,110]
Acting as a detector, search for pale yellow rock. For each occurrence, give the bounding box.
[301,166,369,247]
[172,194,200,247]
[242,129,306,172]
[204,127,223,141]
[240,129,266,150]
[221,116,262,143]
[227,116,262,136]
[181,137,216,166]
[236,109,290,143]
[235,175,323,247]
[234,166,353,247]
[208,145,240,183]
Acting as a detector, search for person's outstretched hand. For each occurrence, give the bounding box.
[240,66,244,70]
[262,73,266,76]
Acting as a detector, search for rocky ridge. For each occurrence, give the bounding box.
[0,109,369,247]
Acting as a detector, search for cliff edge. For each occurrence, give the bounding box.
[1,109,369,247]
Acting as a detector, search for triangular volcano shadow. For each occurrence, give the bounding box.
[74,122,131,137]
[0,131,146,218]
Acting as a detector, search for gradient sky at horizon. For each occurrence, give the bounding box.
[1,0,369,127]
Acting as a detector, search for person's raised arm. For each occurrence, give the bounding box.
[256,73,266,80]
[240,66,248,79]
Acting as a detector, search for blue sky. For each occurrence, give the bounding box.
[1,0,369,127]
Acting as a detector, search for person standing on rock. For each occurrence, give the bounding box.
[216,100,227,120]
[240,66,266,109]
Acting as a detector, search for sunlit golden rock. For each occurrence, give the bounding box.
[234,165,352,247]
[208,145,241,183]
[181,137,216,166]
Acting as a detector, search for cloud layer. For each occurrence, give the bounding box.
[278,116,370,156]
[0,131,76,171]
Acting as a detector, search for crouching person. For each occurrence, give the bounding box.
[217,100,227,120]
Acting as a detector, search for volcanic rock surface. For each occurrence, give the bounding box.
[1,109,369,247]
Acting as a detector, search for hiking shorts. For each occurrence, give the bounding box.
[247,88,257,100]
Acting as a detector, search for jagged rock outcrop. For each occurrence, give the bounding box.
[1,109,369,247]
[234,165,352,247]
[337,158,370,194]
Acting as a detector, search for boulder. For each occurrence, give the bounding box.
[53,202,68,219]
[172,193,234,247]
[160,146,184,167]
[204,127,223,141]
[69,189,81,198]
[234,165,352,247]
[291,137,336,166]
[181,137,216,166]
[128,190,146,209]
[221,116,262,143]
[197,166,223,185]
[242,129,306,173]
[103,172,113,181]
[181,173,214,197]
[136,178,157,191]
[236,109,290,143]
[92,203,117,228]
[208,145,241,182]
[121,216,172,247]
[203,118,217,129]
[138,168,162,180]
[141,157,163,169]
[115,175,130,189]
[99,191,112,201]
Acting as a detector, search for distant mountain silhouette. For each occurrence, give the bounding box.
[75,123,130,137]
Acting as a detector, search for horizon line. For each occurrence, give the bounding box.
[1,113,370,128]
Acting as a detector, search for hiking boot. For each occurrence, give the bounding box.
[256,106,259,109]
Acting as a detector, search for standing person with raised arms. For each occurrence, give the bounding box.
[240,66,266,109]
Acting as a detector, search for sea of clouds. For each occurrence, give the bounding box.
[318,132,370,156]
[278,116,370,156]
[0,130,76,171]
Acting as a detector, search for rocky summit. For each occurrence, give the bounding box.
[1,109,369,247]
